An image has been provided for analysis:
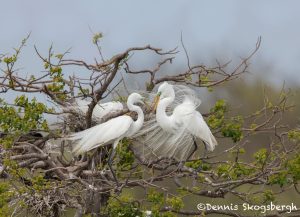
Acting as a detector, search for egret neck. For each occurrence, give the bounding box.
[156,89,177,133]
[126,98,144,137]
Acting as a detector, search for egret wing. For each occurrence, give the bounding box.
[69,115,133,154]
[187,112,217,151]
[172,98,196,127]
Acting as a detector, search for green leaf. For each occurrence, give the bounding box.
[92,32,103,44]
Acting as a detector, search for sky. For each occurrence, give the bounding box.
[0,0,300,87]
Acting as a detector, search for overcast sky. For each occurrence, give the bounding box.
[1,0,300,86]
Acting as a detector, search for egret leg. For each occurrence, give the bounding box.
[107,141,120,186]
[202,141,208,158]
[187,138,198,161]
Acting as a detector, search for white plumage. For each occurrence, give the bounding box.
[133,82,217,161]
[70,116,133,154]
[186,112,217,152]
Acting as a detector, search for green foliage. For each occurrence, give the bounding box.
[92,32,103,44]
[199,75,209,84]
[147,189,164,205]
[216,164,231,178]
[166,196,183,212]
[0,96,49,137]
[107,189,183,217]
[287,154,300,181]
[216,163,254,180]
[269,154,300,187]
[208,99,227,129]
[185,160,211,171]
[47,65,66,98]
[230,163,254,179]
[288,129,300,142]
[253,148,269,166]
[3,55,17,64]
[146,189,180,217]
[229,148,245,155]
[0,182,13,216]
[268,171,289,187]
[250,190,275,205]
[49,66,62,75]
[0,95,49,150]
[0,135,14,149]
[250,123,257,130]
[47,82,65,94]
[106,194,142,217]
[31,174,51,192]
[209,100,244,142]
[3,158,24,174]
[116,139,135,171]
[44,62,49,69]
[263,190,275,203]
[147,189,164,216]
[55,54,64,60]
[221,116,243,143]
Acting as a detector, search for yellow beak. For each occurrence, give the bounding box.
[151,95,160,113]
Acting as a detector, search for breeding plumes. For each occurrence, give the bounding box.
[133,82,217,161]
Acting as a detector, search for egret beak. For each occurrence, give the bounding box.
[151,94,160,113]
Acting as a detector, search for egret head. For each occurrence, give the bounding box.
[127,93,144,106]
[157,82,174,99]
[153,82,175,111]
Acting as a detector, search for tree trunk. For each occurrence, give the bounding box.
[85,190,110,217]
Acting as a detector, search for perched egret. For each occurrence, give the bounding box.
[63,98,123,121]
[66,93,144,184]
[68,93,144,155]
[133,82,217,161]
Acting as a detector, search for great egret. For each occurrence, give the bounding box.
[63,98,123,121]
[66,93,144,183]
[45,99,123,155]
[155,82,217,148]
[133,82,217,161]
